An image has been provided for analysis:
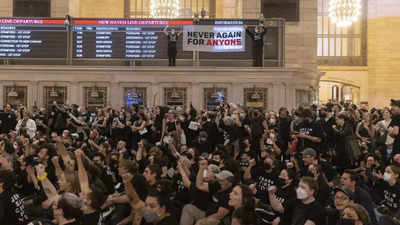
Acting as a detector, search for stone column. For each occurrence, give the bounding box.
[110,82,122,109]
[191,83,202,110]
[151,83,162,106]
[231,83,243,106]
[69,82,81,106]
[272,82,286,111]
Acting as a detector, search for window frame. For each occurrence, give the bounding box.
[317,0,367,66]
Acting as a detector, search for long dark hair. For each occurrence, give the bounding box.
[238,184,255,211]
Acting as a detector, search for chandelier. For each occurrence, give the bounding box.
[150,0,180,18]
[328,0,361,27]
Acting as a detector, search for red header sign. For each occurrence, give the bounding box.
[73,19,193,26]
[0,19,65,25]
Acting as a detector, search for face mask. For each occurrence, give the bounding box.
[263,163,271,171]
[340,218,355,225]
[383,172,392,182]
[143,209,158,223]
[296,187,308,200]
[269,119,276,125]
[276,178,286,187]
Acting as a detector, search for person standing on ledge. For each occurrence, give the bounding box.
[245,24,267,67]
[163,25,181,66]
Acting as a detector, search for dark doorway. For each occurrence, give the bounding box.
[13,0,51,17]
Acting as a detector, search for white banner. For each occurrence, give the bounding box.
[183,25,246,52]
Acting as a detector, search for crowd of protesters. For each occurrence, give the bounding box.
[0,98,400,225]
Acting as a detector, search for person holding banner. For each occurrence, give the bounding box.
[164,25,182,66]
[245,25,267,67]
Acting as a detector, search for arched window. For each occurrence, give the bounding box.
[317,0,367,65]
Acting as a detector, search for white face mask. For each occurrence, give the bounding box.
[296,187,308,200]
[383,172,392,182]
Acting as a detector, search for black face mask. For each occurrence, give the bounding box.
[304,171,315,178]
[275,178,286,188]
[340,218,355,225]
[263,163,271,171]
[320,113,327,118]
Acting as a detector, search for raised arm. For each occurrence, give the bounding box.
[35,164,58,203]
[268,186,284,213]
[75,149,90,195]
[196,159,209,192]
[163,25,169,36]
[177,158,191,188]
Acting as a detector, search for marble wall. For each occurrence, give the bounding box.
[0,66,314,111]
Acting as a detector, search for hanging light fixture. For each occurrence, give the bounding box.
[90,86,99,98]
[329,0,361,27]
[170,88,181,99]
[8,84,18,97]
[150,0,180,18]
[251,86,261,100]
[49,85,59,97]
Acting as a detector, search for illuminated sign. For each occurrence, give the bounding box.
[72,19,193,59]
[0,18,67,58]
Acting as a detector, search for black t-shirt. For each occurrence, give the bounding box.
[189,183,212,212]
[376,179,400,214]
[158,215,178,225]
[81,211,101,225]
[281,199,326,225]
[275,184,296,208]
[168,33,178,49]
[275,184,297,225]
[251,166,277,203]
[296,120,323,153]
[206,181,233,218]
[173,173,191,204]
[64,221,81,225]
[0,191,28,225]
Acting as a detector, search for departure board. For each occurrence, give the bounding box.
[72,19,193,59]
[0,18,68,58]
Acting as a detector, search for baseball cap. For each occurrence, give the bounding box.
[334,187,354,200]
[208,164,221,174]
[215,170,234,181]
[302,148,317,157]
[199,131,208,138]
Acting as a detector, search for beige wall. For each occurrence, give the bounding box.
[79,0,124,18]
[367,0,400,108]
[0,0,12,17]
[51,0,69,17]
